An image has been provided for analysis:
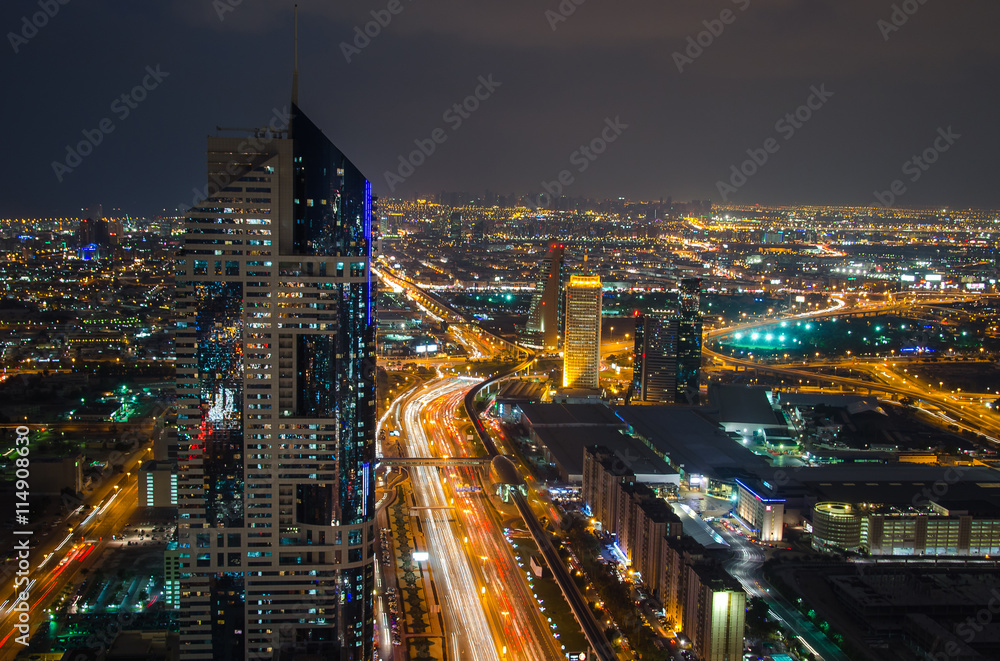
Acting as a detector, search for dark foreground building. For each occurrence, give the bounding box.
[175,100,376,659]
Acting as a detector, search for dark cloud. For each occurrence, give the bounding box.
[1,0,998,216]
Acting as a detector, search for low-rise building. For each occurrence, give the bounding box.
[138,460,177,507]
[735,477,786,542]
[31,455,83,495]
[812,500,1000,556]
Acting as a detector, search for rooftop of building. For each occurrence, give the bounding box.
[533,426,635,480]
[496,380,547,402]
[140,460,177,472]
[904,614,990,658]
[735,476,787,503]
[776,392,875,408]
[636,496,680,525]
[667,533,709,556]
[613,405,771,481]
[829,569,1000,610]
[704,384,785,429]
[587,442,678,481]
[854,498,1000,519]
[519,402,625,427]
[690,563,744,592]
[670,503,729,550]
[791,463,1000,501]
[588,445,633,477]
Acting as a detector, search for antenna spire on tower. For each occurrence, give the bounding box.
[292,4,299,105]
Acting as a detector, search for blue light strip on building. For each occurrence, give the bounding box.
[735,477,786,503]
[364,179,372,326]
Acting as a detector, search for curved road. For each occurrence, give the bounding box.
[715,524,848,661]
[389,377,564,661]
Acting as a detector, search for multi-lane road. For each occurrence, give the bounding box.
[383,377,565,661]
[0,452,145,660]
[379,265,628,661]
[706,348,1000,443]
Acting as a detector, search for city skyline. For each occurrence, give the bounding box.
[2,1,1000,217]
[4,178,1000,661]
[4,3,1000,661]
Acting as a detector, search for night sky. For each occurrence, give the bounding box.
[2,0,999,217]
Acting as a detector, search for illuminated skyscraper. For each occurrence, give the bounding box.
[563,274,602,389]
[522,242,565,350]
[175,101,376,660]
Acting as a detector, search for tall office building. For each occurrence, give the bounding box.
[677,277,703,405]
[447,211,464,245]
[522,242,565,350]
[632,278,702,404]
[563,274,602,389]
[76,216,110,248]
[632,312,679,403]
[175,100,376,660]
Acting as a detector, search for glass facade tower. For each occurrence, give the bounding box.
[632,278,702,404]
[175,103,376,660]
[677,278,702,405]
[522,242,566,350]
[632,312,680,403]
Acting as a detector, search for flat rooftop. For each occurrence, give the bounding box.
[519,402,625,427]
[613,405,771,481]
[670,502,729,550]
[706,384,784,429]
[793,464,1000,511]
[496,380,547,402]
[534,426,676,483]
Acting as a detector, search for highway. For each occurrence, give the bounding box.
[0,474,141,659]
[375,264,530,360]
[381,261,656,660]
[428,384,566,659]
[462,365,618,661]
[705,347,1000,443]
[0,442,151,658]
[379,267,592,658]
[390,377,564,661]
[398,379,497,661]
[706,292,1000,443]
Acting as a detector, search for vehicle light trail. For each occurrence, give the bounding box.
[397,378,565,661]
[401,379,498,661]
